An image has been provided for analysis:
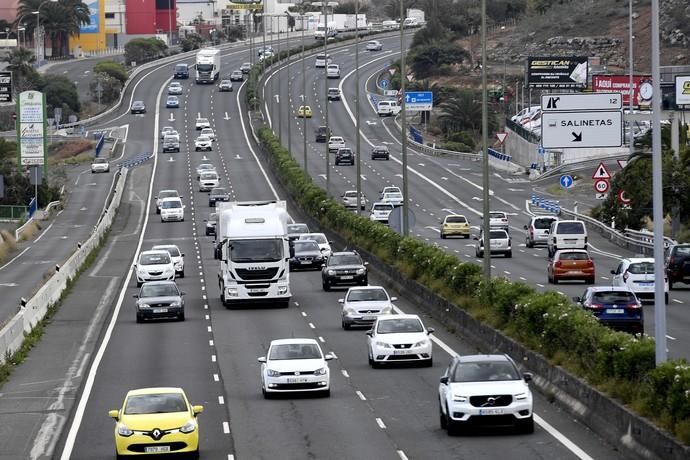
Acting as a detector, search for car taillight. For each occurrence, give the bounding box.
[627,302,642,309]
[587,302,604,309]
[529,225,534,236]
[623,270,629,282]
[554,261,562,268]
[586,260,593,267]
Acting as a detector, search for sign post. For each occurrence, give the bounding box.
[17,90,48,209]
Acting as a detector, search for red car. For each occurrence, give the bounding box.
[548,249,595,284]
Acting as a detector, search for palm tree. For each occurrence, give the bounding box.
[437,91,483,133]
[16,0,90,58]
[2,47,41,92]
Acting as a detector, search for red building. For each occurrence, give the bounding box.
[125,0,176,35]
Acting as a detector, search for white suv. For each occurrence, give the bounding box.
[377,100,400,117]
[475,229,512,258]
[152,244,185,278]
[611,257,669,303]
[195,135,213,151]
[547,220,587,257]
[159,197,185,222]
[342,190,366,210]
[199,171,220,192]
[328,136,346,153]
[524,216,558,248]
[326,64,340,78]
[155,189,180,214]
[134,250,175,287]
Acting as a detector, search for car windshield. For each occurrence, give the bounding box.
[301,234,326,244]
[384,193,402,199]
[490,212,506,220]
[197,118,208,124]
[162,200,181,209]
[93,158,107,164]
[200,173,217,180]
[558,222,585,234]
[198,165,214,171]
[140,253,171,265]
[347,288,387,302]
[288,224,309,234]
[140,283,179,297]
[534,218,556,229]
[167,96,177,101]
[674,246,690,256]
[374,147,388,152]
[124,393,187,415]
[446,216,467,224]
[592,291,637,304]
[628,262,655,274]
[228,239,282,262]
[269,343,322,360]
[329,254,361,266]
[452,361,521,382]
[159,191,177,199]
[559,252,589,261]
[489,231,507,239]
[377,318,423,334]
[155,246,180,257]
[344,192,358,198]
[211,188,226,195]
[295,241,320,252]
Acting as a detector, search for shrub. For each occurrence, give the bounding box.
[440,141,474,153]
[125,38,167,65]
[93,60,128,84]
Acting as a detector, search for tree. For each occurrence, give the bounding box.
[17,0,91,57]
[89,73,121,104]
[408,42,468,79]
[93,60,128,84]
[437,90,483,133]
[2,47,41,93]
[287,14,295,32]
[181,34,203,52]
[41,75,80,114]
[125,38,167,65]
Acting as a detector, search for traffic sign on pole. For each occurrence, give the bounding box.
[594,179,610,193]
[541,92,623,112]
[617,189,631,205]
[560,175,574,189]
[403,91,433,111]
[592,162,612,179]
[541,111,623,148]
[496,132,508,145]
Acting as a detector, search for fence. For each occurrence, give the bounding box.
[0,205,28,221]
[0,168,128,365]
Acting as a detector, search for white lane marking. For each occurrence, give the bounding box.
[212,354,217,362]
[519,276,527,281]
[222,422,230,434]
[356,390,367,401]
[341,370,350,378]
[218,396,225,405]
[207,326,212,332]
[0,247,31,271]
[33,221,55,243]
[397,451,409,460]
[209,340,214,347]
[214,374,219,382]
[318,336,325,342]
[536,283,545,288]
[376,418,386,429]
[301,311,307,317]
[666,335,677,340]
[672,299,683,304]
[308,322,315,329]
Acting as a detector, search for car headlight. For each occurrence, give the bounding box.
[266,369,280,377]
[327,269,335,276]
[356,268,366,274]
[515,392,529,401]
[170,301,181,308]
[452,395,468,403]
[175,262,183,269]
[380,305,393,314]
[375,341,392,348]
[180,419,197,434]
[117,423,134,437]
[344,307,356,315]
[413,339,429,347]
[314,367,327,376]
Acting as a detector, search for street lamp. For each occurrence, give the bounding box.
[32,0,58,69]
[480,0,491,280]
[400,1,409,236]
[286,12,292,158]
[301,15,308,174]
[355,0,361,215]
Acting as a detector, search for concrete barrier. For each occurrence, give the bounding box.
[0,168,128,364]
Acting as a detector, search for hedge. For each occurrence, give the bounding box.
[254,124,690,444]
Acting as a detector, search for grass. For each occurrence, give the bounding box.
[18,220,42,242]
[0,230,17,264]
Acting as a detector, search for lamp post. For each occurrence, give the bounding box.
[400,1,409,236]
[355,0,361,215]
[628,0,634,154]
[277,22,282,143]
[480,0,491,280]
[32,0,58,69]
[168,0,173,46]
[301,15,308,174]
[286,13,292,158]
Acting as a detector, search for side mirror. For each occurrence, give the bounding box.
[427,327,435,334]
[108,410,119,420]
[338,299,344,303]
[133,294,138,298]
[324,353,335,361]
[257,357,266,363]
[390,296,398,302]
[523,225,528,230]
[523,372,533,383]
[154,196,158,199]
[473,235,478,240]
[439,376,449,385]
[610,269,616,275]
[572,296,581,303]
[365,330,373,337]
[192,405,204,415]
[180,291,186,296]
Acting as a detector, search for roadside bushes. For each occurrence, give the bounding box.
[124,38,167,66]
[255,125,689,444]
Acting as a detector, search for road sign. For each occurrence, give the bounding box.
[594,179,609,193]
[404,91,433,111]
[537,146,545,156]
[595,193,607,200]
[592,162,612,180]
[541,111,622,149]
[617,189,631,205]
[388,207,416,235]
[380,79,389,88]
[560,175,574,189]
[541,93,623,112]
[0,71,12,103]
[617,159,628,169]
[384,89,398,96]
[388,68,396,76]
[496,132,508,145]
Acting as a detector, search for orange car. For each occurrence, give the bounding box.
[548,249,595,284]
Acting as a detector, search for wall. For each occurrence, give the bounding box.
[0,0,19,22]
[125,0,158,34]
[70,0,107,52]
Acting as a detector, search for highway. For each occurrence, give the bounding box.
[0,33,668,459]
[266,33,690,361]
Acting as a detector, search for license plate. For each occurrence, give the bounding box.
[340,275,354,280]
[606,308,624,314]
[152,308,168,313]
[145,446,170,453]
[247,289,267,293]
[300,260,311,265]
[479,408,504,415]
[362,315,377,321]
[567,270,583,275]
[286,377,309,383]
[393,349,413,355]
[639,281,653,286]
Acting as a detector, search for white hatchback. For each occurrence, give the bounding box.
[134,250,175,287]
[367,314,434,367]
[298,233,332,258]
[159,197,185,222]
[199,171,220,192]
[152,244,185,278]
[369,202,394,223]
[611,257,669,303]
[258,338,334,398]
[340,286,396,330]
[155,189,180,214]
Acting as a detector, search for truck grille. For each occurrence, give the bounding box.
[236,267,279,280]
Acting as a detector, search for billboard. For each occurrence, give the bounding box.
[0,71,12,103]
[676,75,690,106]
[591,74,652,108]
[17,91,47,167]
[80,0,100,33]
[527,57,588,89]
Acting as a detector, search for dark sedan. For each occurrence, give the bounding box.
[371,145,390,160]
[130,100,146,114]
[573,286,643,334]
[208,187,230,207]
[134,281,185,322]
[290,239,325,270]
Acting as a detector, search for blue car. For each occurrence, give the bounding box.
[573,286,643,334]
[166,95,179,108]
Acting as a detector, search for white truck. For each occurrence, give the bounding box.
[215,201,293,308]
[195,48,221,84]
[314,21,337,40]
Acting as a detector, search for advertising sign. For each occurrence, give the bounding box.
[17,91,47,167]
[527,57,588,88]
[0,71,12,103]
[592,74,652,107]
[80,0,100,33]
[675,75,690,106]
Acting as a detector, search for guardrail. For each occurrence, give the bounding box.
[623,228,675,250]
[533,154,630,182]
[0,168,128,365]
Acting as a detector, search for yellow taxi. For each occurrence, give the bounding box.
[297,105,313,118]
[440,214,470,239]
[108,387,203,458]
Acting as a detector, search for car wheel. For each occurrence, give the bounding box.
[526,239,533,248]
[262,387,272,399]
[439,403,448,429]
[665,293,669,304]
[136,281,142,288]
[586,277,595,285]
[424,357,433,367]
[669,280,674,290]
[518,415,534,434]
[552,276,558,284]
[322,281,331,291]
[321,389,331,398]
[116,452,126,460]
[178,312,185,321]
[189,448,200,460]
[446,417,459,436]
[441,233,446,239]
[136,313,143,323]
[280,300,290,308]
[368,351,374,366]
[179,270,185,278]
[505,251,512,258]
[156,208,160,214]
[342,319,350,330]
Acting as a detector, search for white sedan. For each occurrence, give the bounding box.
[195,135,213,151]
[152,244,185,278]
[340,286,396,330]
[195,118,211,130]
[258,338,334,398]
[298,233,332,258]
[366,314,434,367]
[438,354,534,435]
[366,40,383,51]
[200,127,216,141]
